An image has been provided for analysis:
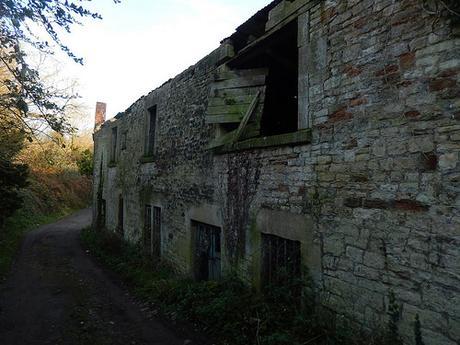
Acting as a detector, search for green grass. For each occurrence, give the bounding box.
[0,207,75,280]
[81,227,394,345]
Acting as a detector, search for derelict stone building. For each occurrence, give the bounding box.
[92,0,460,343]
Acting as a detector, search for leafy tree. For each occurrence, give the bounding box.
[0,0,119,139]
[76,148,94,177]
[0,0,118,224]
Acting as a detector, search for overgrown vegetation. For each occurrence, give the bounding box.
[81,228,412,345]
[0,133,92,279]
[16,134,93,212]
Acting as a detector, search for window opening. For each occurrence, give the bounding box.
[261,233,301,287]
[192,221,222,281]
[228,19,299,137]
[146,106,157,156]
[111,127,118,162]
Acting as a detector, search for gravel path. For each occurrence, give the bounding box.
[0,209,189,345]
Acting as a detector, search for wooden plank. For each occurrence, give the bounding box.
[214,68,268,81]
[239,122,260,140]
[207,95,255,107]
[210,75,266,92]
[234,91,260,142]
[206,104,248,116]
[212,85,264,98]
[205,114,242,124]
[219,129,312,153]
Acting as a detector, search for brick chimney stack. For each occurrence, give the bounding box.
[94,102,107,129]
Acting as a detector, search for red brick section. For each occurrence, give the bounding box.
[95,102,107,128]
[329,107,353,123]
[399,52,415,69]
[321,6,337,24]
[350,97,367,107]
[353,17,366,29]
[344,64,362,77]
[404,110,421,118]
[398,80,413,87]
[395,199,430,212]
[375,64,399,77]
[439,69,458,78]
[429,78,456,92]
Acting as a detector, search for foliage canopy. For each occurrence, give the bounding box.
[0,0,119,138]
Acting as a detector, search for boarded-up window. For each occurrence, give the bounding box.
[205,68,267,149]
[207,18,300,148]
[144,205,161,257]
[146,106,157,156]
[192,221,221,281]
[111,127,118,162]
[261,233,301,287]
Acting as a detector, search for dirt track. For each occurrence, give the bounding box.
[0,209,188,345]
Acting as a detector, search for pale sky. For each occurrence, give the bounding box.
[54,0,271,129]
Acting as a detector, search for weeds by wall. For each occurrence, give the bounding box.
[81,227,421,345]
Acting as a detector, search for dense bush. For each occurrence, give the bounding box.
[0,158,28,227]
[0,127,29,227]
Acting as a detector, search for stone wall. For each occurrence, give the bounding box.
[93,1,460,343]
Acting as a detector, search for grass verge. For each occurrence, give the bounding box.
[81,227,396,345]
[0,207,75,280]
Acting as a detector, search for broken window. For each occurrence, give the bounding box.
[192,221,221,281]
[110,127,118,162]
[206,19,300,148]
[117,195,124,237]
[261,233,301,287]
[146,105,157,156]
[144,205,161,257]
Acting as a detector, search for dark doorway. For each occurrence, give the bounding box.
[144,205,161,257]
[193,221,221,281]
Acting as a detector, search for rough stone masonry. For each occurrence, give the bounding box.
[92,1,460,344]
